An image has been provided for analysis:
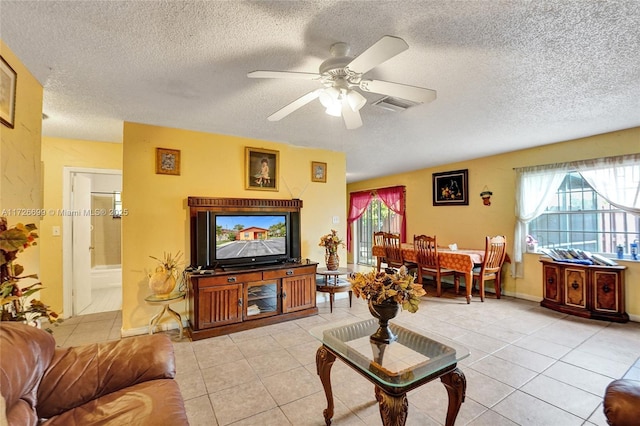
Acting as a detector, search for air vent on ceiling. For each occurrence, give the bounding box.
[372,96,420,112]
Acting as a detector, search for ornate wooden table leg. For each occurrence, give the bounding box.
[440,367,466,426]
[375,386,408,426]
[316,346,337,425]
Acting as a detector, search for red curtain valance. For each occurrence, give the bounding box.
[347,185,406,251]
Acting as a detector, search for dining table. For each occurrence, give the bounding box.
[372,243,485,304]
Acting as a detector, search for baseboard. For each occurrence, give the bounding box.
[120,319,188,338]
[502,290,541,303]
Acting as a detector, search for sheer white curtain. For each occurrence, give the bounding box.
[576,154,640,215]
[513,164,569,277]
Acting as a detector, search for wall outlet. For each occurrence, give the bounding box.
[332,216,339,224]
[52,226,61,236]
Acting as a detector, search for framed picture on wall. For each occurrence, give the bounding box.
[311,161,327,183]
[245,147,279,191]
[155,148,181,175]
[432,169,469,206]
[0,55,17,129]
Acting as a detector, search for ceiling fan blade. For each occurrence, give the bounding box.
[341,98,363,129]
[346,35,409,75]
[247,70,321,80]
[359,79,437,103]
[267,90,321,121]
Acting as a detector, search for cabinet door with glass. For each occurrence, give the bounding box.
[245,280,280,319]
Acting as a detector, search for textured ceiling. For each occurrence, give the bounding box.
[1,1,639,183]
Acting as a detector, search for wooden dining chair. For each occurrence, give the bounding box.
[413,234,457,297]
[473,235,507,301]
[373,231,386,271]
[382,232,416,271]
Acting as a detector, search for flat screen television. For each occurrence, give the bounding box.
[194,211,298,269]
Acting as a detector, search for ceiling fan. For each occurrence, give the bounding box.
[247,35,437,129]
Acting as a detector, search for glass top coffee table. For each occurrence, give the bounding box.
[310,319,469,426]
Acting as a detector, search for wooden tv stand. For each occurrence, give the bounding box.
[187,261,318,340]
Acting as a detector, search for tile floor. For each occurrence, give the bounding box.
[49,285,640,426]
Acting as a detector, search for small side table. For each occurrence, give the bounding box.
[145,291,186,340]
[316,267,352,313]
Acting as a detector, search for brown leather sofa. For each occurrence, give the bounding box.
[0,322,189,425]
[603,379,640,426]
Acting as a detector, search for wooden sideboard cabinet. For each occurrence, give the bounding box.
[188,262,318,340]
[540,258,628,322]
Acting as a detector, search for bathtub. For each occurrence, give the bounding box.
[91,265,122,289]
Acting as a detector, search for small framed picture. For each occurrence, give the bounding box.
[155,148,181,175]
[0,55,17,129]
[311,161,327,183]
[246,147,279,191]
[432,169,469,206]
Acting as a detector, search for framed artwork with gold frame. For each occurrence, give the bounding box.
[311,161,327,183]
[0,55,17,129]
[155,148,181,175]
[245,147,279,191]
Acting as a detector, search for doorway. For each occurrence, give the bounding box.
[62,168,122,317]
[354,198,401,266]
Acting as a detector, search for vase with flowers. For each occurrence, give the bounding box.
[319,229,344,271]
[348,266,426,343]
[0,217,61,332]
[148,251,183,298]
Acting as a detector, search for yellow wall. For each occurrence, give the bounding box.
[40,137,123,312]
[0,41,43,211]
[347,127,640,320]
[121,122,346,332]
[0,40,43,298]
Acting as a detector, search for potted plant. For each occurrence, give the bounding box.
[348,266,426,343]
[148,251,183,298]
[0,217,61,332]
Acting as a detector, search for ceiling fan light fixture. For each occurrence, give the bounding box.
[347,90,366,111]
[319,87,340,108]
[325,103,342,117]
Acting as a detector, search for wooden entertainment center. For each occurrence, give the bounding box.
[186,197,318,340]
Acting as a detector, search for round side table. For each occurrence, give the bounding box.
[316,267,353,313]
[145,291,186,339]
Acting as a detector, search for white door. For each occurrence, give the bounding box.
[72,174,92,314]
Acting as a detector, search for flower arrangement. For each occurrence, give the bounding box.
[0,217,61,331]
[318,229,344,254]
[525,235,538,245]
[348,266,426,313]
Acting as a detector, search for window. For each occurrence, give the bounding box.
[529,171,640,255]
[355,198,401,266]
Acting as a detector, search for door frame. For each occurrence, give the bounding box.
[62,167,122,317]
